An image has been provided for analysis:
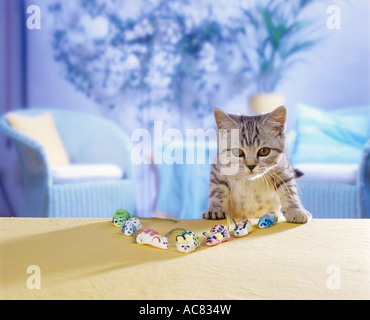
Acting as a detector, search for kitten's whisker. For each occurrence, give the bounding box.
[295,181,303,196]
[270,171,294,200]
[262,174,270,191]
[263,173,282,210]
[268,170,293,199]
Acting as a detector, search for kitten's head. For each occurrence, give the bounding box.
[214,106,286,179]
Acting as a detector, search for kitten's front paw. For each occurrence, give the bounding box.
[283,208,312,224]
[202,206,227,220]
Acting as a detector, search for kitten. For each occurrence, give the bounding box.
[203,106,311,223]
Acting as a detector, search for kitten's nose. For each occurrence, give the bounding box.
[247,165,256,171]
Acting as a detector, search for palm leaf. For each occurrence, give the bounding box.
[259,8,281,50]
[281,38,320,59]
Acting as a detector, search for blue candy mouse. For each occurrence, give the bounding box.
[122,217,143,236]
[258,212,278,228]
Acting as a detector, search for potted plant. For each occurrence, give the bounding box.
[236,0,321,114]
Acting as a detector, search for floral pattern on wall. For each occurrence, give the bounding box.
[47,0,321,129]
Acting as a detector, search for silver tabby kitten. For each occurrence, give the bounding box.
[203,106,311,223]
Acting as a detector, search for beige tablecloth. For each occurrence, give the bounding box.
[1,218,369,299]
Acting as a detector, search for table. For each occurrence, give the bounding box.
[1,218,369,299]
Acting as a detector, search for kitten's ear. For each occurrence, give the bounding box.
[214,108,237,129]
[263,106,286,131]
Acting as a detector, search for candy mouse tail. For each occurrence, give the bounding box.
[133,231,139,243]
[134,216,178,224]
[165,227,187,238]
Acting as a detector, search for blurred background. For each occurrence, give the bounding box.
[0,0,369,219]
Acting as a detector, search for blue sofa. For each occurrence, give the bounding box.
[0,109,136,218]
[287,104,370,218]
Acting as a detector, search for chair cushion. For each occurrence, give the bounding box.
[7,112,70,166]
[295,163,358,185]
[291,104,370,164]
[51,164,124,183]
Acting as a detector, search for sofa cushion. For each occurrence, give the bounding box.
[295,163,358,185]
[7,112,70,166]
[291,104,370,164]
[51,164,123,183]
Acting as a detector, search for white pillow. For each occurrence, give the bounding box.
[295,163,358,185]
[51,164,123,184]
[8,112,70,166]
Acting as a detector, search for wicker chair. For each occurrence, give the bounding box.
[289,137,370,219]
[0,109,136,218]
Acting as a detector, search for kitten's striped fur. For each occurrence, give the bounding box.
[203,106,311,223]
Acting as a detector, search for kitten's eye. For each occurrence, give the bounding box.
[232,148,244,157]
[258,147,270,157]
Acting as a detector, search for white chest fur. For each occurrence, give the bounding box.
[227,175,280,219]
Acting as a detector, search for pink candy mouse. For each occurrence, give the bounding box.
[203,225,230,246]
